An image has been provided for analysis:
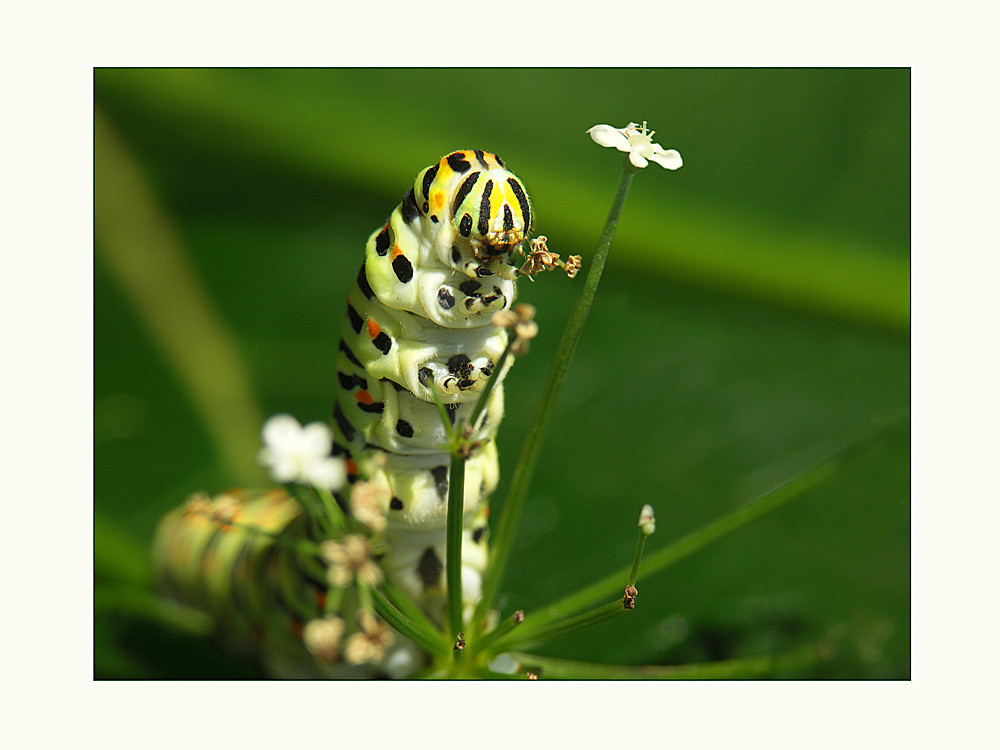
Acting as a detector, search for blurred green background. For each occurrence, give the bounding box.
[94,68,909,679]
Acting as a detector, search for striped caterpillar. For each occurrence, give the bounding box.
[154,150,533,673]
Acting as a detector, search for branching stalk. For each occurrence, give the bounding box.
[371,587,449,656]
[476,165,637,627]
[507,641,825,680]
[505,428,894,634]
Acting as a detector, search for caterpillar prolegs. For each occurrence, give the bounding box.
[154,150,533,673]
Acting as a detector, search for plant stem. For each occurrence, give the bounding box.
[476,165,636,626]
[490,599,626,652]
[506,641,825,680]
[627,530,648,588]
[507,429,889,633]
[313,487,347,533]
[467,611,524,656]
[446,452,466,644]
[371,587,449,656]
[381,577,443,643]
[469,335,515,428]
[429,385,457,446]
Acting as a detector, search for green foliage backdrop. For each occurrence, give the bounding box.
[94,68,909,678]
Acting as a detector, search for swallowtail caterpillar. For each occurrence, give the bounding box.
[154,150,534,673]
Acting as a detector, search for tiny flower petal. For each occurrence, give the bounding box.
[629,151,649,169]
[587,124,631,152]
[649,149,683,170]
[261,414,301,446]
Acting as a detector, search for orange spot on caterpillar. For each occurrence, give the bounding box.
[354,390,374,405]
[367,319,381,339]
[432,192,444,210]
[314,589,326,610]
[345,459,359,476]
[290,620,303,640]
[392,244,405,260]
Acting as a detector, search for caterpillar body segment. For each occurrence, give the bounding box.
[153,151,533,671]
[332,150,531,620]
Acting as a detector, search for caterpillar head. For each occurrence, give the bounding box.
[417,150,532,261]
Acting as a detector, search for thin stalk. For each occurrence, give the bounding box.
[313,487,347,533]
[446,452,466,643]
[627,530,648,588]
[287,483,335,538]
[467,611,524,657]
[323,585,345,615]
[476,166,636,626]
[371,587,450,656]
[506,641,824,680]
[468,335,515,428]
[381,577,443,643]
[490,599,625,652]
[509,429,889,633]
[429,386,457,446]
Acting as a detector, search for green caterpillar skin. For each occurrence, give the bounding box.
[332,149,531,621]
[153,150,532,669]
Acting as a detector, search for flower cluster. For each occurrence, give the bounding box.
[520,236,582,280]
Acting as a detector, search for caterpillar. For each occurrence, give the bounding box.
[153,150,533,674]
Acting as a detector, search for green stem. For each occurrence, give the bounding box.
[287,484,334,539]
[313,487,347,533]
[381,577,443,644]
[506,641,824,680]
[467,611,524,656]
[446,452,466,644]
[627,530,648,588]
[507,430,888,633]
[491,599,625,652]
[468,335,515,429]
[371,587,449,656]
[429,385,457,446]
[476,165,636,626]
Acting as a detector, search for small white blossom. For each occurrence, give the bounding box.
[587,121,683,170]
[257,414,346,489]
[638,504,656,536]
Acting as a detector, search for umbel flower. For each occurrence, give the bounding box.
[321,534,384,587]
[587,121,683,170]
[256,414,347,489]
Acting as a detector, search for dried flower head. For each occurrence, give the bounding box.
[520,236,561,278]
[303,615,344,664]
[624,585,639,610]
[321,534,384,587]
[564,255,582,279]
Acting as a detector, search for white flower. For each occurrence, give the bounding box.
[586,121,683,170]
[257,414,346,489]
[638,504,656,535]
